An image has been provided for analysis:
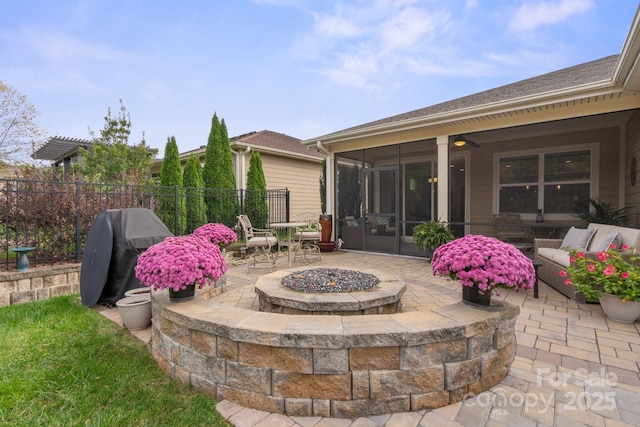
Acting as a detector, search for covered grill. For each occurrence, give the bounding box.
[80,208,173,307]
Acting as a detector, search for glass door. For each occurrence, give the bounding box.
[363,166,398,253]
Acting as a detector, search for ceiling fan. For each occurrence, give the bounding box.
[453,135,480,148]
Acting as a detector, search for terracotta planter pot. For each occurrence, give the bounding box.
[599,293,640,323]
[319,214,333,243]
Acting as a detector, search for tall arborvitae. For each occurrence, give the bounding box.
[202,113,239,226]
[245,152,269,228]
[159,136,186,234]
[182,154,207,233]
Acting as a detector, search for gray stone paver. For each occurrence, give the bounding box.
[383,412,424,427]
[253,413,297,427]
[99,250,640,427]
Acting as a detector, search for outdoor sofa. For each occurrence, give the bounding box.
[534,223,640,303]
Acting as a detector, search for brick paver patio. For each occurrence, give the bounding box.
[101,250,640,427]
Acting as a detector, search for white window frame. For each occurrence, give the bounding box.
[493,143,599,221]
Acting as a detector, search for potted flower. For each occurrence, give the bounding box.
[134,234,228,302]
[192,222,238,247]
[560,244,640,322]
[431,235,536,306]
[192,222,238,270]
[412,220,455,259]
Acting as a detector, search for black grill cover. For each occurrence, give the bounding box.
[80,208,173,307]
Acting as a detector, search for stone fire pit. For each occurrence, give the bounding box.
[255,268,406,315]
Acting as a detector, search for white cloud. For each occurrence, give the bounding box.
[294,2,455,92]
[313,11,361,38]
[465,0,479,11]
[508,0,594,32]
[21,29,127,63]
[380,7,444,52]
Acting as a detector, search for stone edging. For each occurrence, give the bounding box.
[151,285,519,418]
[0,264,81,307]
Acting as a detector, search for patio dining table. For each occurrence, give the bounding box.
[270,222,307,268]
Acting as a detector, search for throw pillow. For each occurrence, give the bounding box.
[592,232,621,252]
[376,216,389,226]
[560,226,596,251]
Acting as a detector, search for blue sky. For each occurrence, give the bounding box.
[2,0,638,157]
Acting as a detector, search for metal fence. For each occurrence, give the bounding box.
[0,179,289,271]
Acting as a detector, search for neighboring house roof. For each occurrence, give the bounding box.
[32,136,93,162]
[166,130,323,162]
[303,9,640,146]
[150,130,322,175]
[231,130,323,161]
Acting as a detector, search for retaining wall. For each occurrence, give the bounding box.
[151,290,519,418]
[0,264,81,307]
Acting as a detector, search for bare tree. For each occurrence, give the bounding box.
[0,81,45,163]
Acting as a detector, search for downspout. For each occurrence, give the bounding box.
[232,146,251,190]
[316,140,329,156]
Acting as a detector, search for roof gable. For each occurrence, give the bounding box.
[232,130,323,159]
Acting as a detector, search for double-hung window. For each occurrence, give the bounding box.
[498,148,592,217]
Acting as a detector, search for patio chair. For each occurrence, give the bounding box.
[237,215,278,272]
[293,212,322,264]
[493,213,533,254]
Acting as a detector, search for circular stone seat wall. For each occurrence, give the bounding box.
[150,283,519,419]
[152,284,519,418]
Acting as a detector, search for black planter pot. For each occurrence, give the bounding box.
[169,285,195,302]
[462,285,491,306]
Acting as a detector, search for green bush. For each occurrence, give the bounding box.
[183,154,207,233]
[202,114,238,227]
[412,220,455,258]
[244,152,269,228]
[159,136,186,234]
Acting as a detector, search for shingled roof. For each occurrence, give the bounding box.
[310,54,620,141]
[231,130,323,160]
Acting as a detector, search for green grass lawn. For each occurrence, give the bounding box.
[0,295,230,427]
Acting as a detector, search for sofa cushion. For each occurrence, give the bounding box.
[537,247,571,267]
[591,232,621,252]
[587,223,640,250]
[560,227,596,251]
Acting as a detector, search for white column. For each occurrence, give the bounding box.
[326,153,334,215]
[233,147,250,189]
[436,135,449,222]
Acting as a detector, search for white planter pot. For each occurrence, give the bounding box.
[125,287,151,298]
[116,296,152,330]
[599,293,640,323]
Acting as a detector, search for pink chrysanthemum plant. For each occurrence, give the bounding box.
[431,234,536,295]
[192,223,238,248]
[559,244,640,302]
[134,235,228,292]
